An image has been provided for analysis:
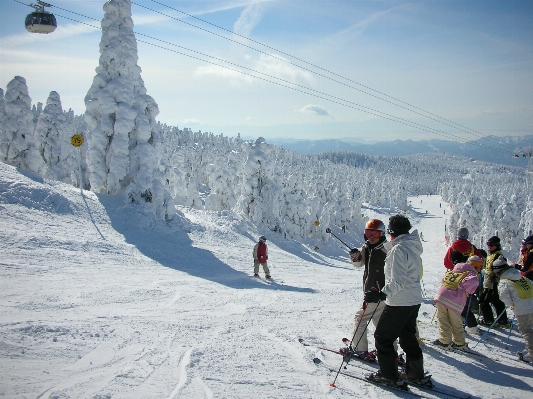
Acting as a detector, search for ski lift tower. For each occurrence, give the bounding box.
[514,146,533,194]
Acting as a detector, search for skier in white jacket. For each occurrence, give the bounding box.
[365,214,427,388]
[493,257,533,362]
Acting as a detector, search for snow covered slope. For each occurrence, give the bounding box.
[1,162,532,398]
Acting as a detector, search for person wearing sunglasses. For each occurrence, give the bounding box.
[365,214,428,388]
[343,219,388,362]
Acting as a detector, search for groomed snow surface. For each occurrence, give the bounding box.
[1,162,532,399]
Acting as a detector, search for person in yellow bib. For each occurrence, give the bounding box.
[492,257,533,363]
[433,252,479,349]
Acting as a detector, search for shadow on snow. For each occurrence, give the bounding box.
[99,195,315,293]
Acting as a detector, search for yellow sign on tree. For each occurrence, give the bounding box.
[71,134,84,147]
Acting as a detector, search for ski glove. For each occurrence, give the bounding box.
[364,290,386,303]
[350,248,362,262]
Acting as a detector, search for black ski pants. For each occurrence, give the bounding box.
[374,304,422,381]
[480,287,508,325]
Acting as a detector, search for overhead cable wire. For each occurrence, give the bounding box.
[12,0,513,154]
[34,1,510,154]
[12,0,517,152]
[141,0,515,151]
[51,13,509,154]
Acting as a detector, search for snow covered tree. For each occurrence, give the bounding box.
[27,91,66,178]
[0,89,5,127]
[84,0,171,219]
[0,76,34,170]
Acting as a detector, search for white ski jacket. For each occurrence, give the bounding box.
[382,229,424,306]
[498,267,533,316]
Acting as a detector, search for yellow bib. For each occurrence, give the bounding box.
[502,277,533,300]
[441,271,469,289]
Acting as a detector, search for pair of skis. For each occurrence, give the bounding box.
[300,338,471,399]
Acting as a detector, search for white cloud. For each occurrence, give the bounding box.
[194,64,254,85]
[183,118,202,125]
[233,3,266,37]
[1,23,97,48]
[298,104,331,116]
[254,54,314,84]
[193,52,314,88]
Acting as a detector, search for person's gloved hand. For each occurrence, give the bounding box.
[364,290,386,303]
[513,264,522,270]
[350,248,362,262]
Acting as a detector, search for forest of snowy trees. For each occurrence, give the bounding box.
[1,0,532,257]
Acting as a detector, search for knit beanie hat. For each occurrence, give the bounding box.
[492,256,509,272]
[486,236,500,246]
[467,255,484,269]
[457,227,469,239]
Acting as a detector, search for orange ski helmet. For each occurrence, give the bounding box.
[365,219,385,235]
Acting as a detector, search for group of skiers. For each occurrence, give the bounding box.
[338,215,533,389]
[438,228,533,362]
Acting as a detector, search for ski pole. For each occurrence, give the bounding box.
[330,297,382,388]
[431,306,437,324]
[464,294,473,328]
[346,301,369,352]
[325,227,351,250]
[349,282,382,350]
[505,314,515,350]
[421,278,428,299]
[473,307,507,348]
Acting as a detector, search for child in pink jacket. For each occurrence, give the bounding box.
[433,262,479,349]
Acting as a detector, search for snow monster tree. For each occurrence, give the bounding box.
[84,0,172,219]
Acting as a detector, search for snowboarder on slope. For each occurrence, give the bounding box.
[344,219,388,361]
[253,236,271,279]
[366,215,427,386]
[492,257,533,362]
[443,227,483,270]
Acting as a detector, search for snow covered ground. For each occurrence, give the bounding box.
[1,161,532,399]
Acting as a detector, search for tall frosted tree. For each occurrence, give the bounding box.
[0,89,5,127]
[0,76,34,169]
[28,91,65,178]
[84,0,169,218]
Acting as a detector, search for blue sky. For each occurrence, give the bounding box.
[1,0,532,142]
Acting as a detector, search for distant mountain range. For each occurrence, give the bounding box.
[267,135,533,167]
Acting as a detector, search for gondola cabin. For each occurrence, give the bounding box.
[25,1,57,34]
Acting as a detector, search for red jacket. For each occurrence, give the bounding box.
[255,242,268,262]
[443,239,483,270]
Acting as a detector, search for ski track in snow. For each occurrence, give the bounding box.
[169,348,192,398]
[1,163,533,398]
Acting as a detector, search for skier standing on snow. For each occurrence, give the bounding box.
[462,255,485,335]
[518,235,533,281]
[344,219,388,361]
[365,215,428,387]
[443,227,483,270]
[491,257,533,362]
[253,236,271,279]
[433,254,479,349]
[479,236,509,327]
